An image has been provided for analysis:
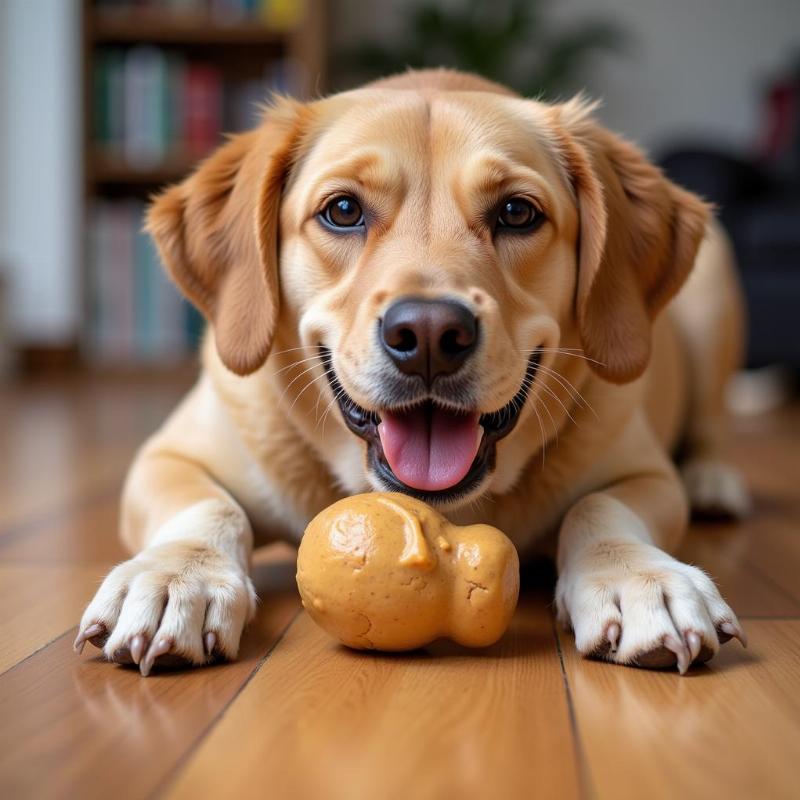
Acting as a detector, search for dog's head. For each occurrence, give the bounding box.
[147,70,708,509]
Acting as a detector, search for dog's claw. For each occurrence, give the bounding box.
[606,622,620,654]
[637,635,691,674]
[140,637,173,677]
[719,621,747,648]
[686,631,702,662]
[669,635,691,675]
[665,634,691,675]
[204,631,217,657]
[130,634,146,665]
[74,623,105,654]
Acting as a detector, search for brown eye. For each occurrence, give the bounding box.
[497,197,541,231]
[322,196,364,229]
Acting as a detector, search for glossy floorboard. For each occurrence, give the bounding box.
[0,373,798,799]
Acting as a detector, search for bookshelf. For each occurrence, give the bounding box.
[81,0,326,369]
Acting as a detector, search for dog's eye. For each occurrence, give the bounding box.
[321,196,364,229]
[496,198,542,231]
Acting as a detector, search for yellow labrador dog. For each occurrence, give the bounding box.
[75,69,749,676]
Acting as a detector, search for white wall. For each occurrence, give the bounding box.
[549,0,800,154]
[0,0,81,345]
[332,0,800,154]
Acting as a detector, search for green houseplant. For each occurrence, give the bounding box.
[348,0,627,99]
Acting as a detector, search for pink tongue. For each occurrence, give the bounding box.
[378,406,482,492]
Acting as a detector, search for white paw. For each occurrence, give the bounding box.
[74,540,256,676]
[556,540,746,674]
[681,457,751,519]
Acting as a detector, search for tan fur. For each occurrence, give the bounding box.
[76,69,748,674]
[553,113,711,383]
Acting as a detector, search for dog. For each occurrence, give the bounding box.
[75,69,750,677]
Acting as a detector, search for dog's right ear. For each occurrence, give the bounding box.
[550,98,710,384]
[146,98,307,375]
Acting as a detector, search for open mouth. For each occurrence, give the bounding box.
[320,347,540,503]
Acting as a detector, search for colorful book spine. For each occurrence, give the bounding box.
[111,201,136,360]
[260,0,305,31]
[92,46,299,168]
[93,49,126,151]
[88,201,198,365]
[87,0,307,365]
[184,63,223,158]
[123,46,169,169]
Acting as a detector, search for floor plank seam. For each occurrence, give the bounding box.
[152,607,303,800]
[552,617,596,800]
[0,627,75,680]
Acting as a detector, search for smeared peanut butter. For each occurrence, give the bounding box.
[296,492,520,651]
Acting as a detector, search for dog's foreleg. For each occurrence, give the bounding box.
[554,417,745,673]
[74,447,256,676]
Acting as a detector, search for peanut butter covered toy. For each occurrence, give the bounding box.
[296,492,520,650]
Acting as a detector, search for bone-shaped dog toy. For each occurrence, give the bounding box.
[296,492,520,650]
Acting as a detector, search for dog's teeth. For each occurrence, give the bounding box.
[477,425,485,447]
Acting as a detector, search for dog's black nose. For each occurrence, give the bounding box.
[380,297,478,383]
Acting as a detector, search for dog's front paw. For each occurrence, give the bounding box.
[74,541,256,676]
[555,541,746,674]
[681,457,751,519]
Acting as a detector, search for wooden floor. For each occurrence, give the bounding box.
[1,372,799,800]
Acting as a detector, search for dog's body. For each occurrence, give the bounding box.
[76,70,748,676]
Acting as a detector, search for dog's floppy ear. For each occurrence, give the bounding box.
[146,99,306,375]
[553,99,710,383]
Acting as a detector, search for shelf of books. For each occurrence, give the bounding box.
[82,0,325,368]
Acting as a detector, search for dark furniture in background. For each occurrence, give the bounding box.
[661,148,800,368]
[660,59,800,369]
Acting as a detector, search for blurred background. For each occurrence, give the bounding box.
[0,0,799,398]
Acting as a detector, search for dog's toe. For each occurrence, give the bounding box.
[558,542,744,675]
[140,637,174,677]
[716,620,747,647]
[77,541,257,677]
[73,622,108,654]
[129,634,147,665]
[587,622,621,661]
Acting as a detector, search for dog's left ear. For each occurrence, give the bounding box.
[552,99,711,384]
[146,98,307,375]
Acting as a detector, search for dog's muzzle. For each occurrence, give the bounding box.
[321,346,540,504]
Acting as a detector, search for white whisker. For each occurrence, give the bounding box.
[535,362,584,399]
[319,386,347,434]
[278,361,324,406]
[289,370,330,413]
[534,384,560,445]
[542,385,575,432]
[535,361,582,397]
[521,347,607,368]
[272,353,321,377]
[270,345,316,358]
[534,369,583,426]
[528,396,547,468]
[536,362,599,420]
